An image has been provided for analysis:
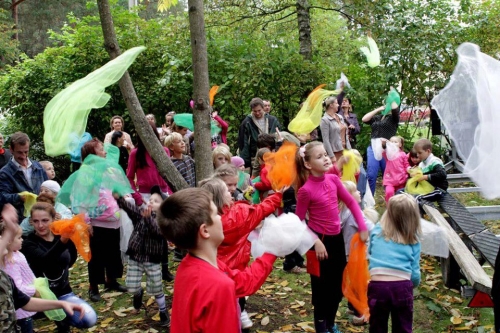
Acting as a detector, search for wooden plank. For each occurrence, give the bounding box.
[423,204,492,295]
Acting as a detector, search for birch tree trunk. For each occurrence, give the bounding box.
[187,0,214,182]
[96,0,188,192]
[296,0,312,60]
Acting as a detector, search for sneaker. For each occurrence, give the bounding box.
[240,310,253,329]
[159,311,171,327]
[352,315,367,326]
[88,289,101,302]
[329,324,343,333]
[285,266,306,274]
[133,288,144,310]
[105,281,128,292]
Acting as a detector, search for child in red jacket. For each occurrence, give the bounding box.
[200,177,284,329]
[156,188,277,333]
[253,148,273,200]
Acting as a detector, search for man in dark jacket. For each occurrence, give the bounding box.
[238,98,281,172]
[0,132,48,220]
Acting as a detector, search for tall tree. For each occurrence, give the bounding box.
[96,0,189,191]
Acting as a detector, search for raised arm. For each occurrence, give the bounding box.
[362,106,384,123]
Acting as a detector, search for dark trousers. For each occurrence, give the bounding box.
[283,251,305,271]
[368,280,414,333]
[88,226,123,286]
[492,245,500,332]
[16,317,33,333]
[310,233,346,327]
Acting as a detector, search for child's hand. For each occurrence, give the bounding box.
[55,213,62,221]
[314,239,328,261]
[34,289,41,298]
[277,185,290,194]
[142,206,153,218]
[359,230,369,242]
[60,301,85,319]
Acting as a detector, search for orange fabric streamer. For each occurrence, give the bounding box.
[50,214,91,262]
[342,233,370,320]
[209,85,219,106]
[263,141,298,191]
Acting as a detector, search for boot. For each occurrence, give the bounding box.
[314,319,328,333]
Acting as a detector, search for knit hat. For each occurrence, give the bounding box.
[231,156,245,168]
[150,185,167,200]
[41,180,61,194]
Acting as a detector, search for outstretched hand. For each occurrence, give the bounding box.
[60,301,85,319]
[359,230,369,242]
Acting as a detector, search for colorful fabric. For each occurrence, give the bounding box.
[4,252,36,320]
[43,46,146,157]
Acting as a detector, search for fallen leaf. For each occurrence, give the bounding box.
[280,280,289,287]
[113,310,127,317]
[146,297,155,307]
[451,316,462,325]
[101,292,122,299]
[261,316,269,326]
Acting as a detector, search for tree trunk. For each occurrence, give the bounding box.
[187,0,213,182]
[296,0,312,60]
[96,0,189,192]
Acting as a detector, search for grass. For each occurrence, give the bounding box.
[30,181,498,333]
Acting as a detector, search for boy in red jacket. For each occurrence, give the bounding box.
[156,188,277,333]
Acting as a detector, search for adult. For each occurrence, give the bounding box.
[127,122,172,207]
[111,131,129,173]
[338,98,361,149]
[79,138,127,302]
[238,98,281,171]
[362,104,400,196]
[0,133,12,169]
[103,115,134,152]
[321,96,351,163]
[0,132,48,220]
[263,100,272,113]
[146,114,163,137]
[22,202,97,332]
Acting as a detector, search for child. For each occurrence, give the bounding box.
[0,202,85,333]
[212,145,232,169]
[156,188,277,333]
[339,181,377,325]
[253,148,272,198]
[413,138,449,200]
[382,136,410,203]
[39,160,55,180]
[252,133,277,178]
[408,147,420,167]
[199,177,283,329]
[165,132,196,187]
[368,193,421,333]
[116,186,170,327]
[230,156,251,193]
[20,180,73,236]
[4,227,37,332]
[295,141,368,333]
[213,164,245,201]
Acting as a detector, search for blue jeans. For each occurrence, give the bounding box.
[58,293,97,328]
[16,317,33,333]
[366,145,386,196]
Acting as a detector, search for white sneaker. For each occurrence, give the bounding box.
[240,310,253,329]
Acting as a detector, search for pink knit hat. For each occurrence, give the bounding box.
[231,156,245,168]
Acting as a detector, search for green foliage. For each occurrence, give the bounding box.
[0,8,20,70]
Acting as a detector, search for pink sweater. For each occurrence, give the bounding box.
[296,174,367,235]
[4,251,36,319]
[127,147,172,205]
[383,150,410,187]
[213,115,228,144]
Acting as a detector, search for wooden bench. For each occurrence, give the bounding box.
[423,204,492,295]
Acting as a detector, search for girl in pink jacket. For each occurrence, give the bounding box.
[383,136,410,203]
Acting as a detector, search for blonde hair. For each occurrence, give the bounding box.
[213,163,239,179]
[199,177,230,214]
[379,193,421,244]
[256,148,270,164]
[413,138,432,151]
[4,227,22,266]
[39,160,53,168]
[109,115,125,130]
[338,181,357,212]
[390,136,405,149]
[295,141,324,190]
[164,132,183,148]
[217,143,230,151]
[212,146,232,167]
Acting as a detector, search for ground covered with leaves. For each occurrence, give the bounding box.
[31,183,497,333]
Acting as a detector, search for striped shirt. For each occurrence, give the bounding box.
[172,155,196,187]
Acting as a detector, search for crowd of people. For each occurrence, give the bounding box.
[0,92,453,333]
